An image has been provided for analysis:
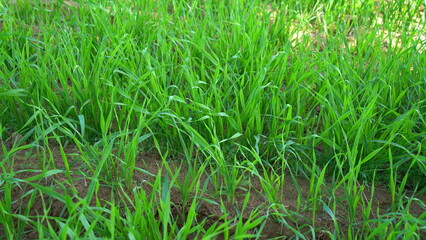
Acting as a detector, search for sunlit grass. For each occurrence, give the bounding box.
[1,0,425,239]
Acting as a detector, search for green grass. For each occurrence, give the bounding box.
[1,0,425,239]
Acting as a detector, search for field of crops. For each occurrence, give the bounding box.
[1,0,425,239]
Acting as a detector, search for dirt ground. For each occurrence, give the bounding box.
[1,137,425,239]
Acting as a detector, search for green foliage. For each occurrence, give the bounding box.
[0,0,425,239]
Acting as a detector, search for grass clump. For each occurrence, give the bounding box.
[1,0,425,239]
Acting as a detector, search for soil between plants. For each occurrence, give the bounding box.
[1,140,425,239]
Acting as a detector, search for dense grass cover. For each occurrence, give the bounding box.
[1,0,425,239]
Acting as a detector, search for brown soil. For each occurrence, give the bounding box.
[1,137,425,240]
